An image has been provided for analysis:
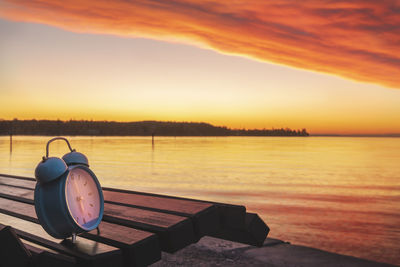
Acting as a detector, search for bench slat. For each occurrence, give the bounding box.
[104,190,219,238]
[103,187,246,230]
[83,222,160,267]
[0,175,36,189]
[0,184,34,202]
[103,203,195,253]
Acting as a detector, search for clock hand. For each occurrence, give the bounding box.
[72,177,85,214]
[78,196,85,215]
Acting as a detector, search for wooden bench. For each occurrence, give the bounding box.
[0,173,269,267]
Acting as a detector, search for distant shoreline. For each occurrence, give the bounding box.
[312,134,400,137]
[2,119,399,137]
[0,119,309,137]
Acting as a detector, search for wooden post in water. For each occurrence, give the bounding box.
[152,133,155,149]
[9,120,13,154]
[9,133,12,154]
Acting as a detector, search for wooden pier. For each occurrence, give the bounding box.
[0,173,269,267]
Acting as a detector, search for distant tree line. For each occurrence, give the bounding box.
[0,119,309,136]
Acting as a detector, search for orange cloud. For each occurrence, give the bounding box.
[1,0,399,88]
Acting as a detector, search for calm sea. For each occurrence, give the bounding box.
[0,136,399,265]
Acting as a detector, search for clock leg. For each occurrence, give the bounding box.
[72,232,77,243]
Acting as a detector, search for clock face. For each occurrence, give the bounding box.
[65,167,101,230]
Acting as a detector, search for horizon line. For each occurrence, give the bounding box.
[2,118,400,137]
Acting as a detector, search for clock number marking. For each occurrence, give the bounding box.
[89,203,93,207]
[88,192,92,196]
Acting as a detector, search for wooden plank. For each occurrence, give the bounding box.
[22,240,77,267]
[103,203,195,253]
[103,187,246,230]
[0,173,35,181]
[0,184,34,203]
[0,175,36,188]
[103,190,219,238]
[0,225,31,267]
[0,185,196,253]
[211,213,269,247]
[0,174,246,230]
[0,216,123,267]
[0,176,220,239]
[83,222,161,267]
[0,197,161,267]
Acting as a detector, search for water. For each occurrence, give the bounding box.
[1,136,399,265]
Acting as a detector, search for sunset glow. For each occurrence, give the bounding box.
[1,1,400,134]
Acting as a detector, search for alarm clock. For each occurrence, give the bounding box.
[34,137,104,242]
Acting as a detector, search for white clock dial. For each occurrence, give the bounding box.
[65,168,101,230]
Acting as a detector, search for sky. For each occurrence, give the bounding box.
[0,1,400,135]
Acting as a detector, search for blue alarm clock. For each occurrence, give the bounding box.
[34,137,104,242]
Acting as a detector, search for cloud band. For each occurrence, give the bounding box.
[1,0,399,88]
